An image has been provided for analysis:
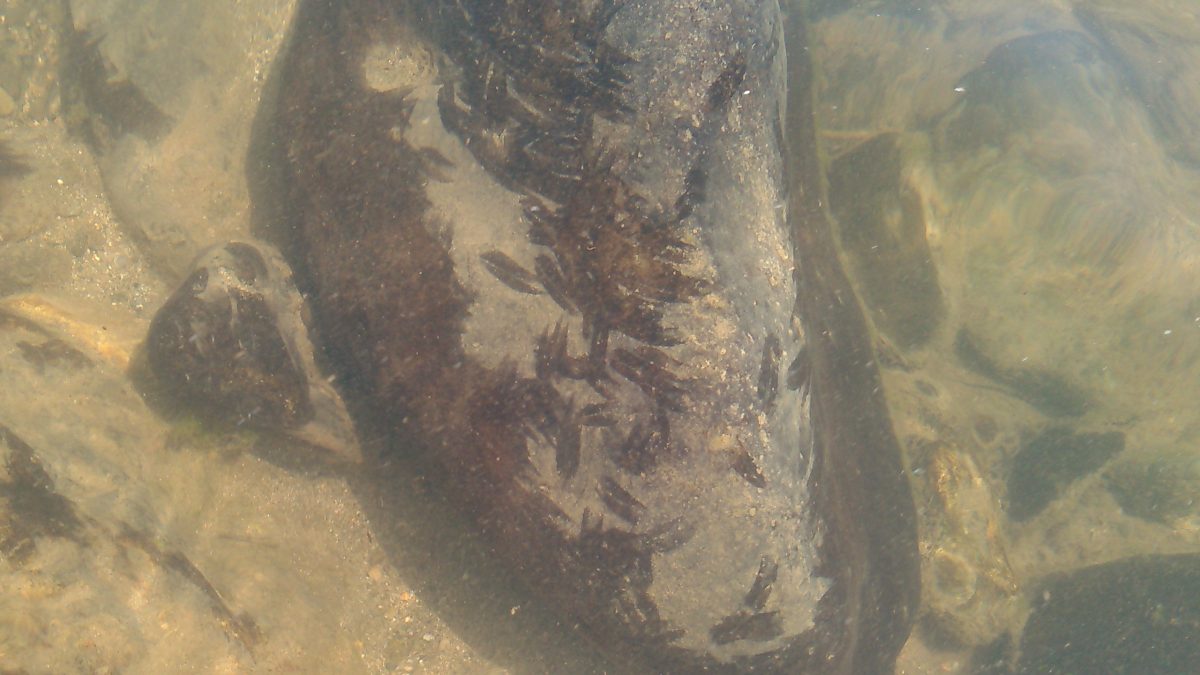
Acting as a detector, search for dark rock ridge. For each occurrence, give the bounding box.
[260,0,919,671]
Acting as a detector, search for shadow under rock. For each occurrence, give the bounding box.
[344,432,637,675]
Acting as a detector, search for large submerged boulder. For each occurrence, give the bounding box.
[261,0,920,672]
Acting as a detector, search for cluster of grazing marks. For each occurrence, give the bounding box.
[480,250,543,295]
[757,333,782,411]
[573,508,703,648]
[427,0,766,657]
[467,366,605,496]
[708,555,785,646]
[574,509,675,638]
[434,3,628,205]
[731,446,767,488]
[436,7,735,352]
[519,146,711,354]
